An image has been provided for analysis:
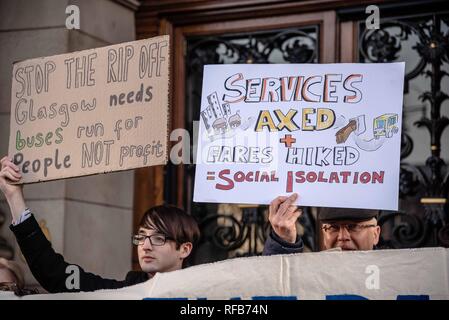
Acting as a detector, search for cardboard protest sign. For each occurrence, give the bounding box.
[11,248,449,300]
[194,63,405,210]
[8,35,169,183]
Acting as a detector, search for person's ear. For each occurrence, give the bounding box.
[373,226,381,246]
[179,242,193,259]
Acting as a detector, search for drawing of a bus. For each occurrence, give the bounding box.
[373,114,399,139]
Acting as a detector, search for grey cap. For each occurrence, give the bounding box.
[318,207,379,222]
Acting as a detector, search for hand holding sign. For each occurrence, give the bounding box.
[0,156,26,221]
[269,193,302,244]
[0,157,22,197]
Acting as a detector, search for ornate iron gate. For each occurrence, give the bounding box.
[358,13,449,248]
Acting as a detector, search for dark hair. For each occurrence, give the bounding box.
[138,205,200,251]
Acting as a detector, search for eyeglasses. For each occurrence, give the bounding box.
[322,223,377,234]
[132,233,173,246]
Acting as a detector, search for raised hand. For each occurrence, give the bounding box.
[0,156,26,221]
[268,193,302,244]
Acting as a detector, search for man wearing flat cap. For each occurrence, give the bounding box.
[263,193,381,255]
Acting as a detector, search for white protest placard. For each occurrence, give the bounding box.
[194,63,405,210]
[8,35,169,183]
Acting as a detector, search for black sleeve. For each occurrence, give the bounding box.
[10,214,128,293]
[262,229,304,256]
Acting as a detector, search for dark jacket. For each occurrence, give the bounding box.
[10,214,149,293]
[263,229,304,256]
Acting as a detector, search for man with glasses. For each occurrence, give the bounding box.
[0,156,200,293]
[263,193,381,255]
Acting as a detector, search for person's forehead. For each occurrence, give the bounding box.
[138,226,159,234]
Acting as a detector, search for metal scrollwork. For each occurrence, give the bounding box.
[197,206,271,259]
[378,211,429,248]
[360,20,428,92]
[360,14,449,248]
[261,30,317,63]
[187,28,317,68]
[199,214,247,251]
[360,23,406,62]
[400,132,414,159]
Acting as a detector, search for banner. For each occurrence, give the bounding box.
[7,247,448,300]
[8,35,170,183]
[194,63,405,210]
